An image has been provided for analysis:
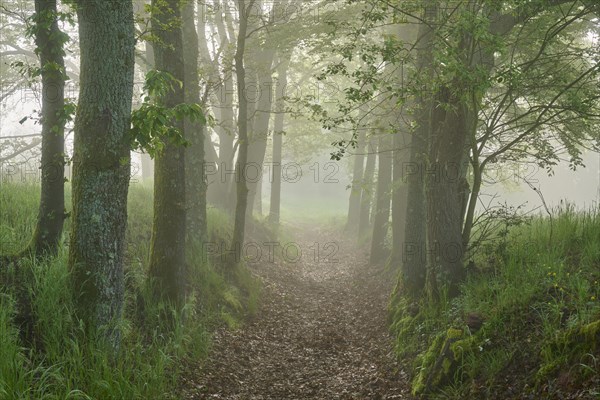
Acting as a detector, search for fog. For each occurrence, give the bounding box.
[1,1,600,399]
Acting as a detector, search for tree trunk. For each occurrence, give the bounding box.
[203,2,233,208]
[389,127,410,269]
[346,125,366,234]
[426,21,482,298]
[254,176,263,215]
[148,0,187,305]
[212,69,236,209]
[230,0,250,267]
[246,49,274,220]
[370,134,393,264]
[386,21,415,270]
[358,137,376,239]
[400,109,429,298]
[183,1,207,245]
[399,9,435,299]
[140,37,155,182]
[244,0,290,221]
[426,86,468,299]
[268,55,290,224]
[69,0,135,350]
[25,0,66,257]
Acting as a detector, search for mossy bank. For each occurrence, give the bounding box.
[391,207,600,399]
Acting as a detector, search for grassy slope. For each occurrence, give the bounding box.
[390,207,600,399]
[0,182,260,399]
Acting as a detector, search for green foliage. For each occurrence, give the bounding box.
[11,60,65,81]
[12,3,71,83]
[130,70,207,157]
[57,100,77,130]
[140,0,183,46]
[479,3,600,173]
[26,8,72,52]
[316,0,600,170]
[27,6,75,31]
[391,206,600,398]
[8,1,75,136]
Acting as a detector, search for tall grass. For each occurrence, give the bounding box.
[391,205,600,398]
[0,181,261,398]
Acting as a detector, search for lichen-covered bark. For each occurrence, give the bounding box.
[69,0,135,349]
[26,0,66,257]
[149,0,187,304]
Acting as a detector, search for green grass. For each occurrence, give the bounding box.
[391,205,600,399]
[0,181,262,399]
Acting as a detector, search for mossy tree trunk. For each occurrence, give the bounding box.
[69,0,135,349]
[183,0,207,245]
[25,0,67,258]
[148,0,187,304]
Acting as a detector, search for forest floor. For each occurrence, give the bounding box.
[179,223,412,399]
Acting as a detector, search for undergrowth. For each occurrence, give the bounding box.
[0,181,262,398]
[391,205,600,399]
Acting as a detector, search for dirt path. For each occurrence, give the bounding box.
[180,224,412,399]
